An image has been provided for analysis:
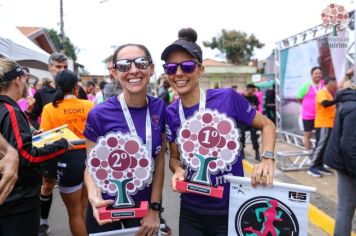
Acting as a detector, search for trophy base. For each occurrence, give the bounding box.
[98,201,149,220]
[176,181,224,198]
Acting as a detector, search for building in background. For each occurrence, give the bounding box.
[200,58,257,91]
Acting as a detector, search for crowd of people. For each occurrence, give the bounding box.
[3,25,355,236]
[0,27,275,236]
[0,27,277,236]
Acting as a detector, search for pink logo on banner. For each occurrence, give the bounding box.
[87,132,153,207]
[177,109,241,185]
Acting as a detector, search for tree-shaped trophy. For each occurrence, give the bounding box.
[321,4,349,36]
[87,132,153,220]
[176,109,241,198]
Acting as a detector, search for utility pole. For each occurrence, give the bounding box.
[60,0,65,53]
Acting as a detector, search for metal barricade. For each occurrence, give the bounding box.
[276,151,312,171]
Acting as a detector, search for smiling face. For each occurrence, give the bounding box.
[311,68,322,84]
[114,46,153,96]
[165,50,204,97]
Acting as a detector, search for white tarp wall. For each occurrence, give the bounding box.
[0,22,50,70]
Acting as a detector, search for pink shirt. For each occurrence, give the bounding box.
[256,91,263,113]
[17,88,36,111]
[297,80,324,120]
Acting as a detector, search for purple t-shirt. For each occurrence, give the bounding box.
[165,88,256,215]
[84,95,165,204]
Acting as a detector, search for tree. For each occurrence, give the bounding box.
[321,4,349,36]
[47,29,77,61]
[87,133,153,207]
[178,110,240,185]
[203,30,264,65]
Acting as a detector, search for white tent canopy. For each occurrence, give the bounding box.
[0,23,50,70]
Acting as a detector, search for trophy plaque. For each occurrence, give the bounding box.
[87,132,153,220]
[176,109,241,198]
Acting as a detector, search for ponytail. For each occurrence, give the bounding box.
[52,89,64,107]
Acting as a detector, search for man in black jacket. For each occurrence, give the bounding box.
[28,53,68,129]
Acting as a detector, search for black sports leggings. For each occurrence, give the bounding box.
[179,207,228,236]
[0,208,40,236]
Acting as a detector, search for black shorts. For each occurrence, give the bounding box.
[303,119,315,132]
[57,149,86,188]
[39,158,58,179]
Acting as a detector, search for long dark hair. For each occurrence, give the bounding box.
[52,70,78,107]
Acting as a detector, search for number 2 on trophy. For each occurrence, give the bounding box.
[108,150,131,171]
[112,152,128,168]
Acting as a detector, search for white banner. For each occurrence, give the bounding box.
[225,176,315,236]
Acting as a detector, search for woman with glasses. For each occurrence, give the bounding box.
[162,28,276,235]
[0,57,70,236]
[83,44,166,236]
[40,70,94,236]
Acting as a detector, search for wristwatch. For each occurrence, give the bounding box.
[262,151,275,160]
[149,202,164,212]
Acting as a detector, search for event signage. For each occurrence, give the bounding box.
[87,132,153,220]
[225,176,315,236]
[176,109,241,198]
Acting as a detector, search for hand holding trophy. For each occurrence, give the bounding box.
[176,109,241,198]
[87,132,153,220]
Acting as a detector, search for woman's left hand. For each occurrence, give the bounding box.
[136,210,160,236]
[251,158,274,188]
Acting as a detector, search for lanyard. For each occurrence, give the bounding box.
[179,89,206,123]
[119,94,152,156]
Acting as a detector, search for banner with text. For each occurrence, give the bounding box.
[225,176,315,236]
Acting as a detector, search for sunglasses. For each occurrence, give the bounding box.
[163,61,200,75]
[114,57,152,72]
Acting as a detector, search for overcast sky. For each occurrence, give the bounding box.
[0,0,353,76]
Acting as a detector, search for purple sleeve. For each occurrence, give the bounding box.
[230,89,256,125]
[164,106,177,143]
[83,109,100,142]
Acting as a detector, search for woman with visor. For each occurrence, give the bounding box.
[83,43,166,236]
[40,70,94,236]
[0,57,70,236]
[162,28,276,235]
